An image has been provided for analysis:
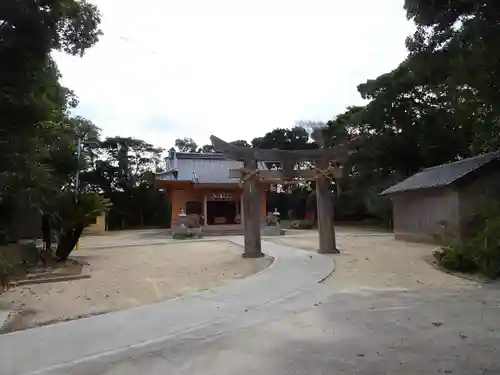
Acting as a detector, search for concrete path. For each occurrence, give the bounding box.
[92,287,500,375]
[0,239,334,375]
[0,310,10,330]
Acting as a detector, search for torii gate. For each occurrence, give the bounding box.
[210,135,351,258]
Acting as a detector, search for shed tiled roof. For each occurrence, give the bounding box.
[381,152,500,195]
[155,152,267,184]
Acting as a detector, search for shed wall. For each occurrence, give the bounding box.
[458,168,500,237]
[392,187,459,243]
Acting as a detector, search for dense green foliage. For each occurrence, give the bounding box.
[404,0,500,153]
[174,138,252,153]
[82,137,170,230]
[0,0,107,261]
[0,1,171,247]
[0,0,102,199]
[434,201,500,278]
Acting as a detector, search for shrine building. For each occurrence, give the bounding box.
[155,149,269,228]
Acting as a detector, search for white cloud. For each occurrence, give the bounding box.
[54,0,414,149]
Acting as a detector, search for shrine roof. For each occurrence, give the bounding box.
[175,152,227,160]
[155,151,267,184]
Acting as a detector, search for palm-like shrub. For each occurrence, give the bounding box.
[51,191,111,261]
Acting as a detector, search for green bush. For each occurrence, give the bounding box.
[434,200,500,279]
[467,211,500,278]
[434,243,478,273]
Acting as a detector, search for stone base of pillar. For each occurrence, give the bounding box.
[318,247,340,254]
[241,251,265,258]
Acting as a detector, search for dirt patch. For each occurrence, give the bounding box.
[271,232,480,291]
[0,240,272,332]
[10,259,89,287]
[0,244,89,291]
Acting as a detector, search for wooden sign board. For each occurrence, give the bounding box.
[206,192,237,201]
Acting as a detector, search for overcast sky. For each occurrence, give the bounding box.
[54,0,414,149]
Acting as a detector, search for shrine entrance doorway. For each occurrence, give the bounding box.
[205,191,241,226]
[206,201,239,225]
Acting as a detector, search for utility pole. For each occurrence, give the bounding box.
[73,137,101,250]
[75,137,82,190]
[75,136,82,250]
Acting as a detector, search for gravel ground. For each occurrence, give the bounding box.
[1,240,272,331]
[1,228,479,332]
[271,231,480,291]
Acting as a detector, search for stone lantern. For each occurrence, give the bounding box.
[178,208,187,229]
[272,208,281,232]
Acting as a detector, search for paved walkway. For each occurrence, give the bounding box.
[0,238,334,375]
[97,287,500,375]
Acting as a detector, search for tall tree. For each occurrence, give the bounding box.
[252,126,317,150]
[0,0,102,220]
[312,2,500,224]
[84,137,166,229]
[404,0,500,151]
[197,144,215,153]
[92,137,163,191]
[174,137,198,152]
[230,140,251,147]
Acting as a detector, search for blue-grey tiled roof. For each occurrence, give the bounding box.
[155,152,267,184]
[381,152,500,195]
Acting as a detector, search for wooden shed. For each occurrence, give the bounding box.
[381,152,500,244]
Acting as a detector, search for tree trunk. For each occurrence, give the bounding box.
[55,224,84,261]
[41,213,52,251]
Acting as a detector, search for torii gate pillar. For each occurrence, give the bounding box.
[315,158,339,254]
[241,158,263,258]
